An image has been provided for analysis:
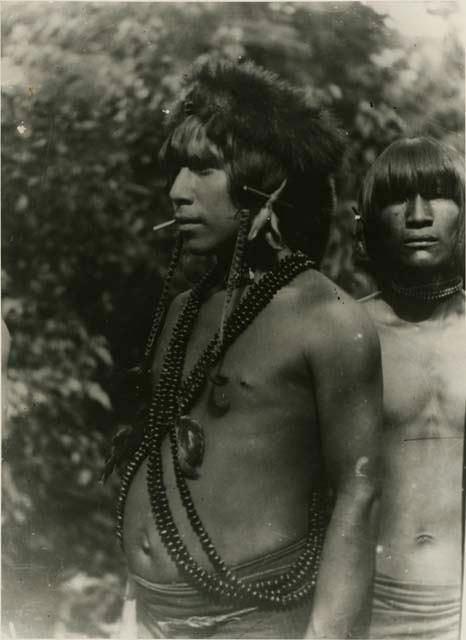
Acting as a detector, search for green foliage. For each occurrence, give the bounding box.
[1,2,463,636]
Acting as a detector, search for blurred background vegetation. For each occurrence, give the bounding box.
[1,2,464,637]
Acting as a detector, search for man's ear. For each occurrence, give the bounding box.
[264,209,285,251]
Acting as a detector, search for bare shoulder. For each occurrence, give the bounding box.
[148,288,193,374]
[360,292,397,327]
[288,270,381,395]
[154,289,191,350]
[292,270,379,349]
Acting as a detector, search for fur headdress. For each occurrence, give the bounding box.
[165,58,347,177]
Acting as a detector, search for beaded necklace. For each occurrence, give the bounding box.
[389,276,463,302]
[116,252,328,608]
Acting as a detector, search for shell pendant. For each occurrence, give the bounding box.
[175,415,205,479]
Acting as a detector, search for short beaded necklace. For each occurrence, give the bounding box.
[389,275,463,302]
[116,252,328,609]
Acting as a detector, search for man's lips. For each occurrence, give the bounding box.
[404,236,437,247]
[175,217,203,228]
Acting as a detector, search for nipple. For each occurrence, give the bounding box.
[141,537,151,555]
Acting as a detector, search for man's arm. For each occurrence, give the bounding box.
[305,290,383,639]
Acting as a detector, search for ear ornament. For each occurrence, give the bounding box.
[245,179,288,241]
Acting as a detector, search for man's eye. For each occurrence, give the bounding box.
[192,167,214,176]
[421,191,447,201]
[380,193,409,210]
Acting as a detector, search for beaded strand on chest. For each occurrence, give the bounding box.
[116,253,329,608]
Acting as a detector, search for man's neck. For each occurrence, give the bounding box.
[382,279,464,324]
[213,246,294,289]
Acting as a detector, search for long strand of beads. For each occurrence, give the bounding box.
[146,254,325,606]
[143,235,184,363]
[116,265,219,545]
[117,252,329,608]
[158,253,326,605]
[149,441,323,609]
[179,254,313,412]
[168,421,326,602]
[218,208,251,346]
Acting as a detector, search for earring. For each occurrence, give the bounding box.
[247,179,287,241]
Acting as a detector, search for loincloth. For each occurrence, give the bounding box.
[119,538,314,639]
[369,571,460,640]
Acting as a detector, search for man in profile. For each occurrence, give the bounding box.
[360,136,465,640]
[110,58,383,639]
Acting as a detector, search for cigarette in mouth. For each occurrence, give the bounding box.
[152,219,176,232]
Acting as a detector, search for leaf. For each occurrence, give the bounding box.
[85,382,112,411]
[92,343,113,367]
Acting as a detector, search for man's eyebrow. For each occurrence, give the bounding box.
[177,152,221,167]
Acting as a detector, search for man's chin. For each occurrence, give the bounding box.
[394,252,454,274]
[183,242,216,258]
[393,263,459,285]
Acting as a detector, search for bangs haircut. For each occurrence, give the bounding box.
[159,115,225,183]
[361,137,465,219]
[360,136,465,274]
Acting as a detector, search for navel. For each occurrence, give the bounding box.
[414,531,435,546]
[141,535,152,556]
[239,377,253,389]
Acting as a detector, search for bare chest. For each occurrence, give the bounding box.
[378,321,465,436]
[153,289,312,416]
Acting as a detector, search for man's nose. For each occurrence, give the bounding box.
[169,167,193,206]
[405,194,433,227]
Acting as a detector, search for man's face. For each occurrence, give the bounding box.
[378,194,461,277]
[169,164,240,256]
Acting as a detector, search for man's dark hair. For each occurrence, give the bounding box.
[360,136,465,276]
[160,58,347,263]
